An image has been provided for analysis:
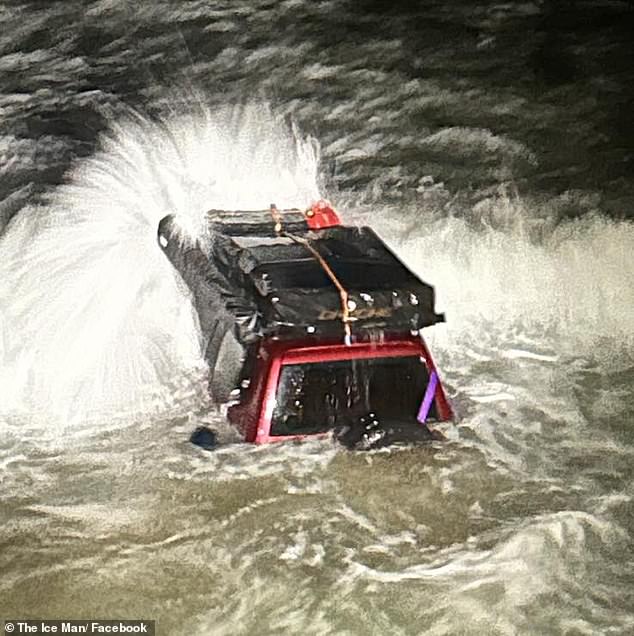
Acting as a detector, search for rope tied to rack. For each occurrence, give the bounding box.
[269,204,352,345]
[288,233,352,345]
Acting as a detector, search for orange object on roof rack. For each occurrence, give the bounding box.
[305,199,341,229]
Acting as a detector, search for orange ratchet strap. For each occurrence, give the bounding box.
[269,203,352,345]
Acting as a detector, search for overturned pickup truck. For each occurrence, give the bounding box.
[158,200,452,450]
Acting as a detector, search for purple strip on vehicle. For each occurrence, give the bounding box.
[417,371,438,424]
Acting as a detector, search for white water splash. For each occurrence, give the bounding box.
[366,190,634,360]
[0,103,321,434]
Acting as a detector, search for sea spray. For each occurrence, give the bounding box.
[363,189,634,361]
[0,104,321,433]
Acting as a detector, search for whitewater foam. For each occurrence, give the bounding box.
[367,190,634,360]
[0,103,321,435]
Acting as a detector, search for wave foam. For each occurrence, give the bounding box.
[0,103,320,434]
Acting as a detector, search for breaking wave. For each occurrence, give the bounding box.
[364,188,634,361]
[1,101,632,441]
[0,104,320,434]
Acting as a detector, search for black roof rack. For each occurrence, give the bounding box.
[158,207,444,364]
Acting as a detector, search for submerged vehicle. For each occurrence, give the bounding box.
[158,200,452,450]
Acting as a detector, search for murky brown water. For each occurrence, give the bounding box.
[1,1,633,633]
